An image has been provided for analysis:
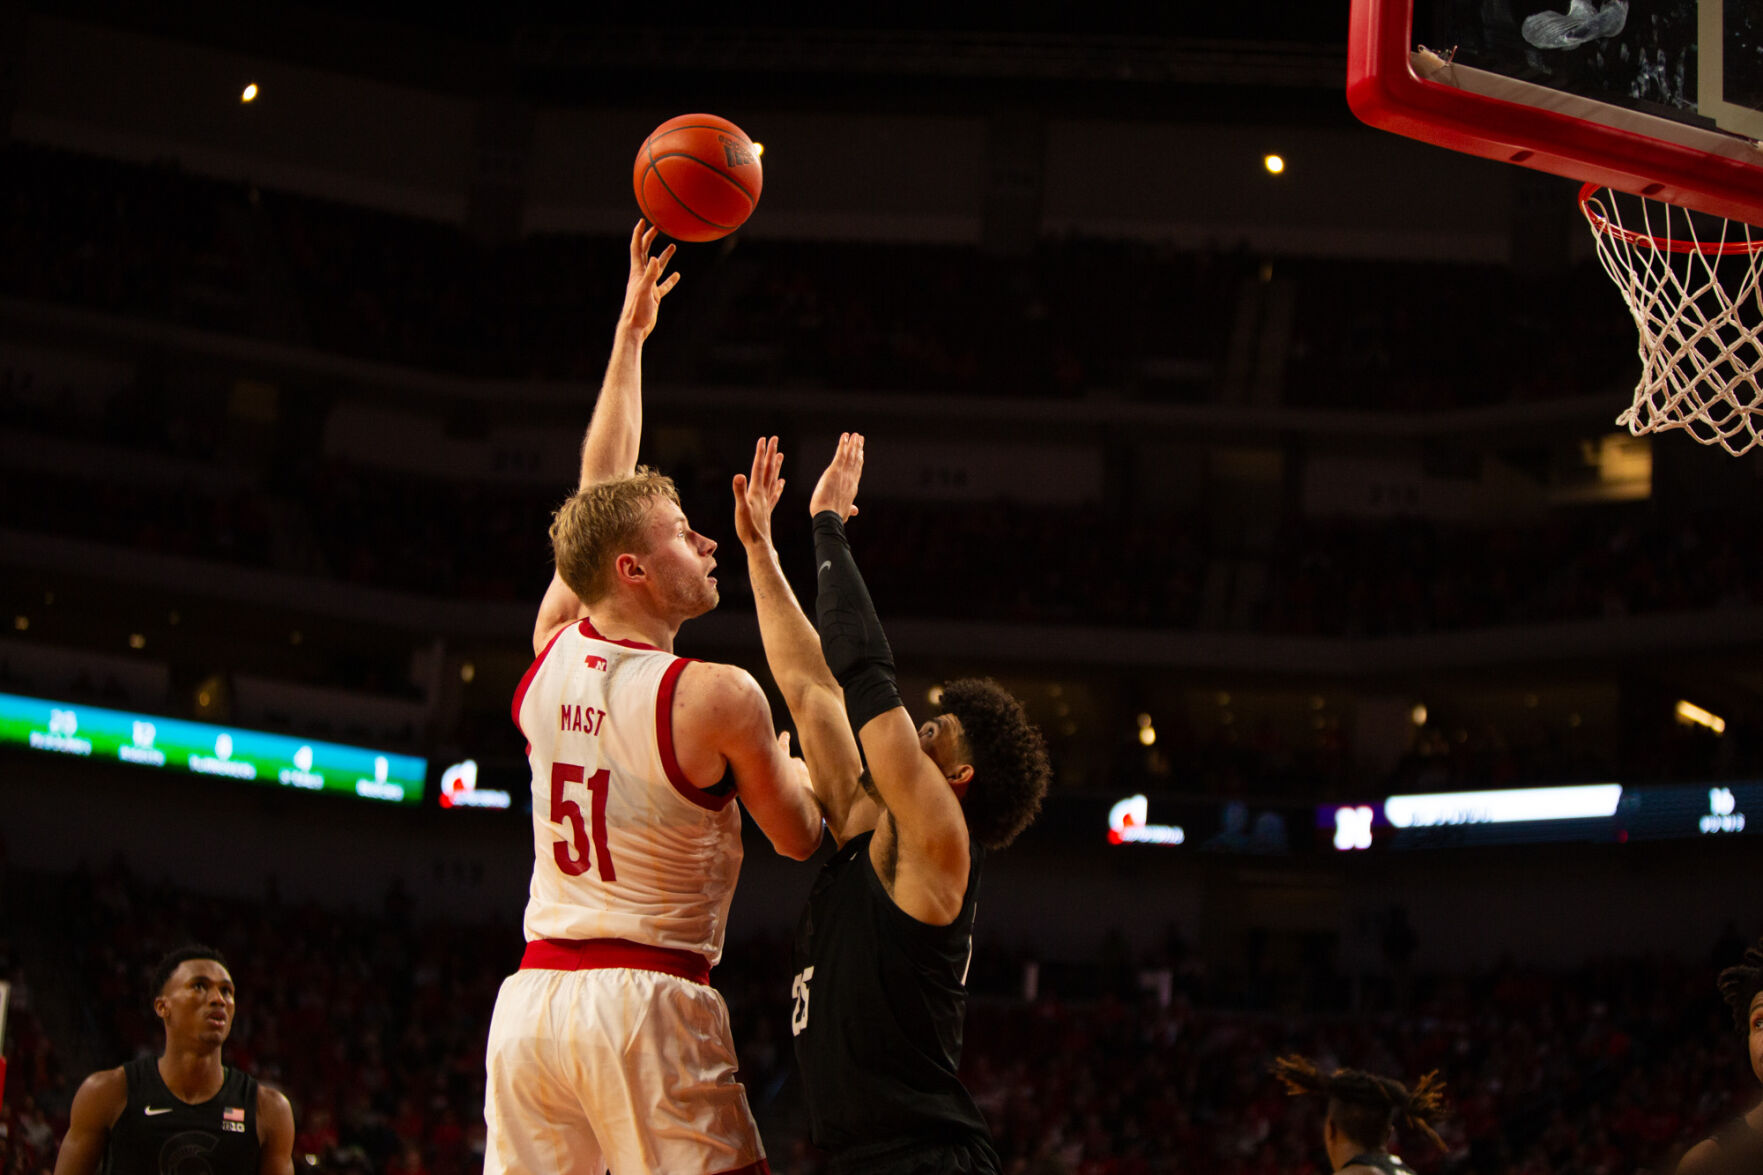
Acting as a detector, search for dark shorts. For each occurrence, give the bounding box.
[826,1135,1001,1175]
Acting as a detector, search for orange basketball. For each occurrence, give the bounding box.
[633,114,763,243]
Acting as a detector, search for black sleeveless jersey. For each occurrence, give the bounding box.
[1707,1115,1763,1169]
[104,1056,260,1175]
[790,829,994,1159]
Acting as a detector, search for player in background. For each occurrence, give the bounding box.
[485,223,823,1175]
[732,433,1052,1174]
[1677,935,1763,1174]
[53,945,295,1175]
[1270,1054,1449,1175]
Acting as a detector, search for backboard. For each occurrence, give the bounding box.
[1348,0,1763,224]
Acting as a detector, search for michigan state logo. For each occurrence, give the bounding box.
[719,135,755,168]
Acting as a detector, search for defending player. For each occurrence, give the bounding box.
[732,433,1052,1174]
[1270,1054,1449,1175]
[1677,935,1763,1174]
[484,223,823,1175]
[53,945,295,1175]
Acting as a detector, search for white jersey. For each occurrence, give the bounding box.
[512,618,742,964]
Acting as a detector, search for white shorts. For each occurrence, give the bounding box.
[483,966,768,1175]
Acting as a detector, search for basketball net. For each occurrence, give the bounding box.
[1579,182,1763,456]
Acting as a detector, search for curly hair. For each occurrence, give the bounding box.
[938,677,1051,850]
[549,467,681,605]
[1271,1054,1449,1154]
[1717,934,1763,1033]
[149,944,230,1004]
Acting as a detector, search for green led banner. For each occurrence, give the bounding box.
[0,691,426,806]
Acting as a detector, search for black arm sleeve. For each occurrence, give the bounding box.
[812,510,903,732]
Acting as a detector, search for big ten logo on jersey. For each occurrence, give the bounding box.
[559,704,606,735]
[222,1106,246,1132]
[718,134,755,168]
[789,966,814,1036]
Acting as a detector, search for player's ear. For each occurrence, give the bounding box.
[614,551,646,586]
[947,763,974,798]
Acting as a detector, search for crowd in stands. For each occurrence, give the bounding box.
[2,853,1757,1174]
[9,436,1763,641]
[1,142,1634,408]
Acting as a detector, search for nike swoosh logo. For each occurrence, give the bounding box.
[818,561,831,575]
[144,1107,174,1116]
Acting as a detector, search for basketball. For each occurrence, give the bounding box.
[633,113,763,243]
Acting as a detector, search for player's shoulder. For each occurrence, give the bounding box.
[673,660,772,736]
[1676,1139,1721,1175]
[71,1065,130,1119]
[255,1079,293,1121]
[677,658,764,701]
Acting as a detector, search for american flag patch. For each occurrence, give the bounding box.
[224,1107,245,1122]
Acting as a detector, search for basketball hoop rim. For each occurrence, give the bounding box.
[1579,182,1763,257]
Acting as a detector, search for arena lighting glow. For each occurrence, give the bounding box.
[241,83,258,103]
[1106,794,1184,845]
[437,759,512,809]
[1703,787,1746,834]
[1334,805,1375,850]
[0,690,424,805]
[1384,783,1623,828]
[1264,153,1286,174]
[1675,699,1727,734]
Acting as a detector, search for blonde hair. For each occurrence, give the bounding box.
[549,467,680,604]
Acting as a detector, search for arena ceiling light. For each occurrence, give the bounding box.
[1675,699,1727,734]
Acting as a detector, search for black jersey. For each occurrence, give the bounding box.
[1705,1115,1763,1171]
[104,1056,260,1175]
[1345,1153,1418,1175]
[790,829,994,1164]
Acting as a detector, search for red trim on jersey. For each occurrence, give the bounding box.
[579,616,664,652]
[656,657,733,812]
[709,1161,770,1175]
[520,937,711,985]
[512,624,571,736]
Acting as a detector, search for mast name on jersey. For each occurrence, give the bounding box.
[560,704,608,735]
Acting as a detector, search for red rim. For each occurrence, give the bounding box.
[1579,182,1763,256]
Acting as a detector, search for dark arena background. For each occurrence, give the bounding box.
[3,3,1763,1173]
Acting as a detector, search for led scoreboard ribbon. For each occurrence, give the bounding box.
[0,690,426,805]
[1321,781,1760,850]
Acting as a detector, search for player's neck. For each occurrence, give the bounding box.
[587,597,679,652]
[158,1043,226,1103]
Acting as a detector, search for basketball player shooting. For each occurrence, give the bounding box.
[733,433,1051,1174]
[483,222,823,1175]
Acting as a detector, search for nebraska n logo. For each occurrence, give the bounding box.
[719,135,755,168]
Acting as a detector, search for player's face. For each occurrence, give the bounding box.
[1749,992,1763,1086]
[156,959,235,1048]
[642,501,719,620]
[918,713,972,794]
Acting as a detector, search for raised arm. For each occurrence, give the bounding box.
[533,222,680,652]
[53,1068,125,1175]
[733,436,874,845]
[810,435,970,907]
[579,221,678,488]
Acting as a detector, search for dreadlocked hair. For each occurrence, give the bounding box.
[1716,934,1763,1033]
[1271,1054,1449,1154]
